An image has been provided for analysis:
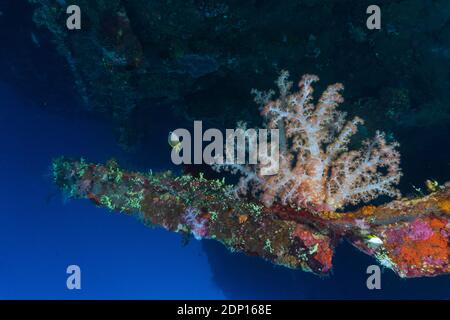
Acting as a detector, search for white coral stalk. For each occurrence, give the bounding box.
[214,71,402,212]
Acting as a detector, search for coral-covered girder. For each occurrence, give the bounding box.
[53,158,450,278]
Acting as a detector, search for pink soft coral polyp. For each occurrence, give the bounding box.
[214,71,402,213]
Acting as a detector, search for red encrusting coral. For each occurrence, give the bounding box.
[292,224,334,273]
[384,216,450,277]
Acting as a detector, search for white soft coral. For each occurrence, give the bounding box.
[215,71,402,212]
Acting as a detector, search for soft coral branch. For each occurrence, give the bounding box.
[215,71,402,213]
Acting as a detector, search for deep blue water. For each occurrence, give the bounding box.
[1,82,450,300]
[0,83,224,299]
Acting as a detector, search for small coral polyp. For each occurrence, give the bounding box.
[183,207,208,240]
[216,71,402,212]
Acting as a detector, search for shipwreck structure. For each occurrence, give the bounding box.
[53,157,450,278]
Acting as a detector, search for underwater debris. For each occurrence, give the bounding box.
[53,157,450,278]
